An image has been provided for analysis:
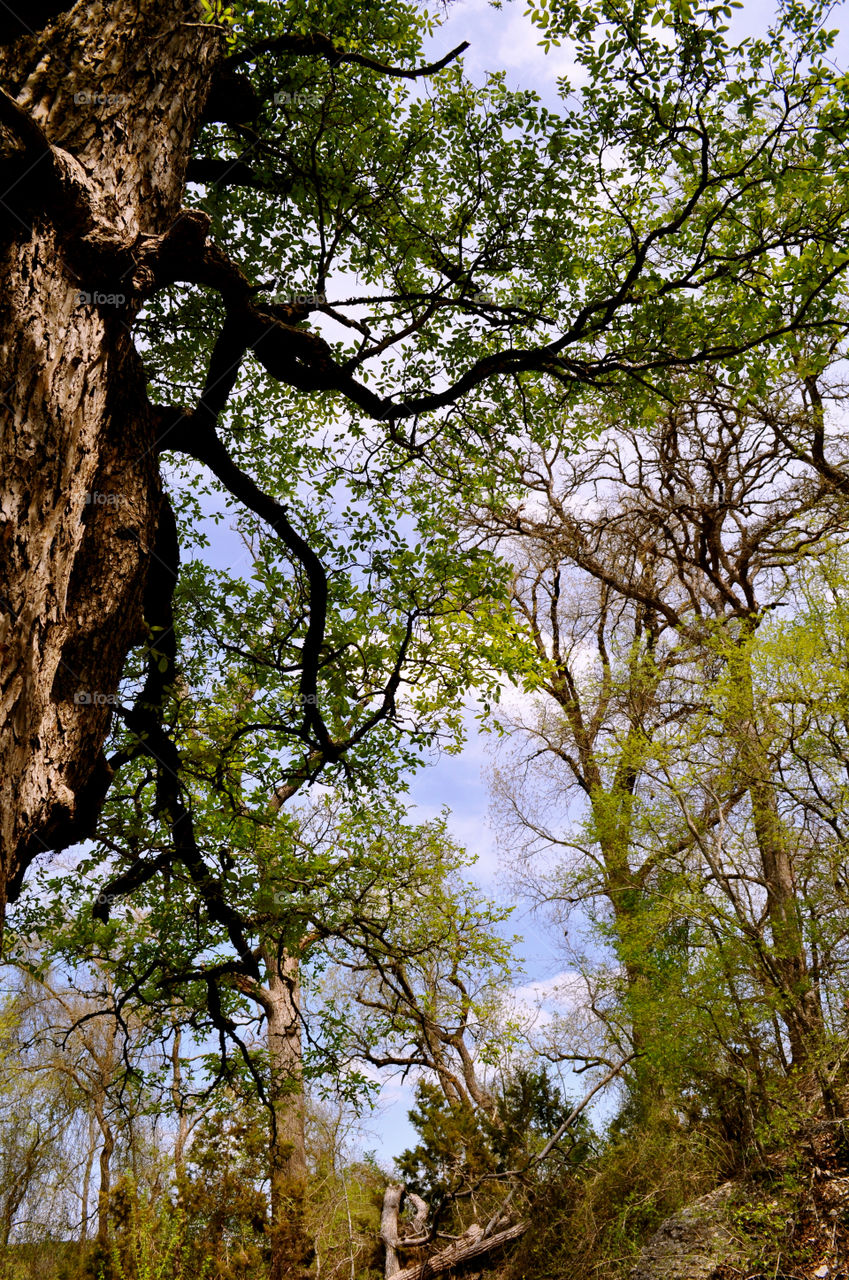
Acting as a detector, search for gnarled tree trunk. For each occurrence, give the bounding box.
[379,1184,527,1280]
[0,0,221,914]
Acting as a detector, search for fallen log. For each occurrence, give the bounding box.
[390,1220,528,1280]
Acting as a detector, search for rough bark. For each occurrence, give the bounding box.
[381,1184,404,1278]
[95,1114,114,1246]
[0,0,221,913]
[244,944,309,1280]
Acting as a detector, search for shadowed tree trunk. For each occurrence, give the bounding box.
[266,948,309,1280]
[0,0,221,915]
[171,1023,190,1176]
[95,1110,114,1247]
[237,944,309,1280]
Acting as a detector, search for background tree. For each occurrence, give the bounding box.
[10,783,518,1279]
[0,994,80,1253]
[473,359,849,1121]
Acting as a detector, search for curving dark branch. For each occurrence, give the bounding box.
[94,493,262,981]
[226,32,469,80]
[162,413,335,756]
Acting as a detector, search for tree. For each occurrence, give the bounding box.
[2,0,849,923]
[0,992,80,1253]
[473,360,849,1113]
[397,1066,586,1213]
[0,972,169,1265]
[177,1097,271,1280]
[4,964,167,1246]
[11,784,517,1279]
[489,556,686,1107]
[750,550,849,1052]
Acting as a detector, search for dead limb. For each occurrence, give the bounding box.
[386,1218,528,1280]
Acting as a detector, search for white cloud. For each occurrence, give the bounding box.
[509,968,586,1030]
[429,0,585,104]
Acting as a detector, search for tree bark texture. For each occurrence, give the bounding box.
[381,1184,404,1279]
[259,946,310,1280]
[0,0,221,912]
[95,1115,114,1246]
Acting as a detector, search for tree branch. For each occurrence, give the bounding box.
[227,34,469,80]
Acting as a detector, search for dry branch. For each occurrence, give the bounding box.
[390,1221,529,1280]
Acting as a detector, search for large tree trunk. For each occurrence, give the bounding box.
[262,946,310,1280]
[0,0,221,914]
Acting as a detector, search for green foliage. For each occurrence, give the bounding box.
[89,1179,189,1280]
[397,1081,495,1207]
[10,0,849,1273]
[11,792,517,1121]
[397,1067,592,1228]
[504,1115,717,1280]
[302,1117,384,1280]
[176,1108,269,1280]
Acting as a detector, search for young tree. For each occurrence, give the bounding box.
[0,994,80,1252]
[7,965,164,1244]
[2,0,848,919]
